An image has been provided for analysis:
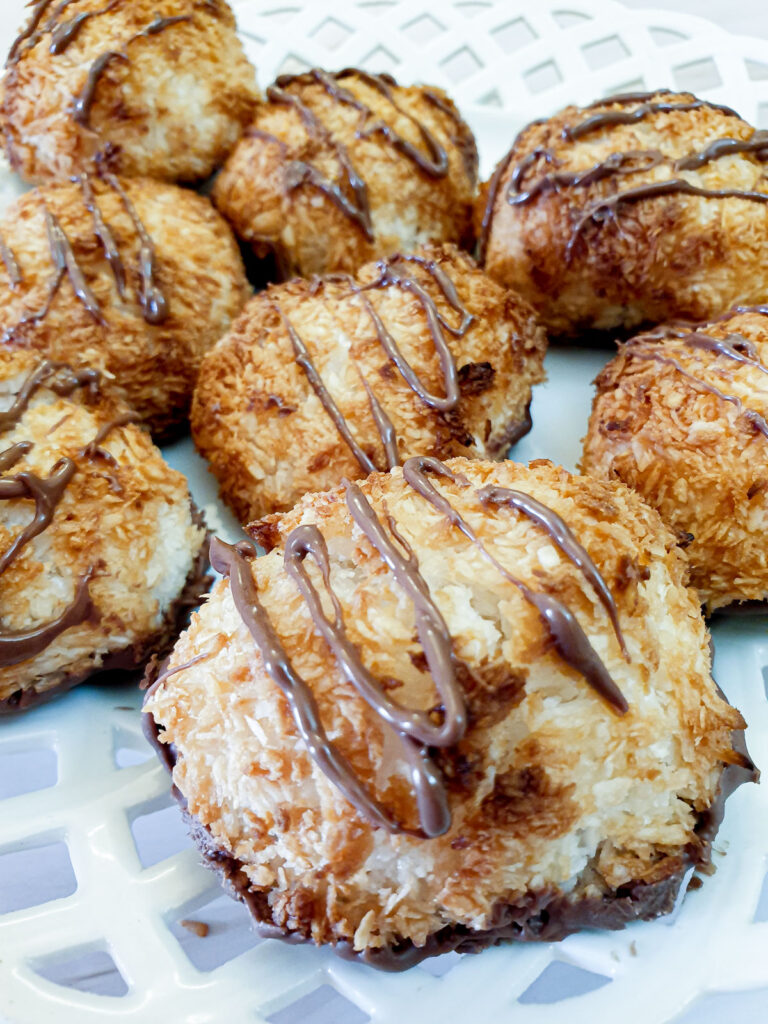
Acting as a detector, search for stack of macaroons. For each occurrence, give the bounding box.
[0,349,209,712]
[0,0,761,978]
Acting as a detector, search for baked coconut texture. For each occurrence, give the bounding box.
[477,90,768,336]
[1,0,258,184]
[0,349,209,712]
[212,68,478,278]
[191,243,547,521]
[581,307,768,611]
[144,456,753,968]
[0,174,250,439]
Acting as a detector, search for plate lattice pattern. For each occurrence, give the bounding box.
[2,3,768,1023]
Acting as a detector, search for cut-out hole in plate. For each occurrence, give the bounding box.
[32,946,128,998]
[401,13,445,45]
[605,77,646,96]
[759,103,768,130]
[359,43,399,72]
[553,10,592,29]
[519,961,612,1003]
[357,1,397,14]
[455,1,493,17]
[762,665,768,700]
[477,89,503,107]
[524,60,563,94]
[440,46,483,83]
[649,26,688,47]
[492,18,537,53]
[0,841,76,914]
[258,8,301,25]
[267,984,370,1024]
[419,950,463,977]
[673,57,723,92]
[310,15,353,51]
[129,800,192,868]
[0,745,57,799]
[112,726,153,770]
[746,59,768,81]
[581,34,629,70]
[276,53,312,76]
[753,867,768,922]
[168,891,264,971]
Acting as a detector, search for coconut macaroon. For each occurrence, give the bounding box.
[0,174,249,439]
[191,244,546,521]
[477,89,768,336]
[144,455,754,968]
[581,306,768,611]
[1,0,258,184]
[0,350,209,713]
[211,68,478,279]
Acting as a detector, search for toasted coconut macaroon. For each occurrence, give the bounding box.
[0,350,209,713]
[191,244,546,521]
[0,174,249,439]
[477,89,768,336]
[581,306,768,611]
[144,455,755,968]
[1,0,258,185]
[211,68,478,279]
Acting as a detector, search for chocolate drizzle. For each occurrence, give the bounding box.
[266,68,456,240]
[74,15,192,129]
[0,232,22,290]
[269,254,483,474]
[563,95,739,141]
[620,335,768,439]
[200,458,628,837]
[0,360,114,665]
[402,458,628,711]
[4,173,168,336]
[483,91,768,264]
[49,0,119,55]
[99,172,168,323]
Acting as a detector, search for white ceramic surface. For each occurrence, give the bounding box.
[1,2,768,1023]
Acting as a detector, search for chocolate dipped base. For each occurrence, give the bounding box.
[0,507,211,715]
[143,689,756,972]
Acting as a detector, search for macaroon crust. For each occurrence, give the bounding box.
[191,243,547,521]
[144,456,752,965]
[478,89,768,336]
[1,0,259,184]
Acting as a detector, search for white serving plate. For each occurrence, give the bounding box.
[1,3,768,1023]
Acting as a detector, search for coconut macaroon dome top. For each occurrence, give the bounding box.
[144,456,754,966]
[1,0,259,184]
[0,173,250,439]
[191,243,547,522]
[0,348,209,713]
[212,67,478,278]
[581,305,768,612]
[478,89,768,336]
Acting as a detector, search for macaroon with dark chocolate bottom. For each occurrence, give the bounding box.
[478,90,768,336]
[1,0,259,184]
[191,243,546,521]
[0,174,249,439]
[144,456,754,968]
[212,68,478,279]
[0,349,209,712]
[581,305,768,612]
